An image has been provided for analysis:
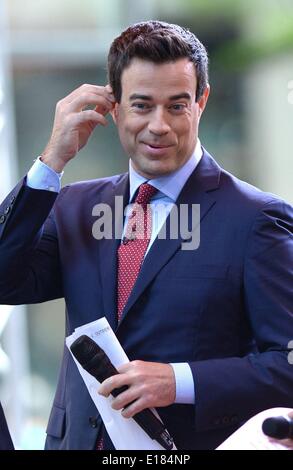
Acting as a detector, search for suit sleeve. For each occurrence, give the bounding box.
[0,403,14,450]
[0,177,64,304]
[189,199,293,433]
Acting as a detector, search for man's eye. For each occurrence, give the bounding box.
[132,103,149,110]
[171,104,186,111]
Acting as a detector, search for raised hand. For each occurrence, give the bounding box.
[41,84,115,172]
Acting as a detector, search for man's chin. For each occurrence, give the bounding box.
[133,162,176,179]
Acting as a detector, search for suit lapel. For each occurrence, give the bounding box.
[118,150,221,325]
[97,173,129,330]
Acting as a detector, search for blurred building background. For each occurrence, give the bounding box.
[0,0,292,449]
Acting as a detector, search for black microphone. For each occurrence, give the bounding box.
[262,415,293,440]
[70,335,174,450]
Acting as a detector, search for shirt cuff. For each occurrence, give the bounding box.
[169,363,195,404]
[26,156,63,193]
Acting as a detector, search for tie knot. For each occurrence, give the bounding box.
[135,183,157,206]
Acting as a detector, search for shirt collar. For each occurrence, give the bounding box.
[129,139,203,202]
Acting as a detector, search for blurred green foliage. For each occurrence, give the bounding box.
[160,0,293,70]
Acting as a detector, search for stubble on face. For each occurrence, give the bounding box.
[113,58,205,178]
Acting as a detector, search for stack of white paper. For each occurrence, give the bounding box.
[66,317,176,450]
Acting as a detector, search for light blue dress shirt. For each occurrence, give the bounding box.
[27,142,203,404]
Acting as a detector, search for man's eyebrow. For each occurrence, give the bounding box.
[169,92,192,101]
[129,94,152,101]
[129,92,192,101]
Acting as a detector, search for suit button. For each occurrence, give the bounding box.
[4,206,10,215]
[0,215,6,224]
[10,196,16,204]
[89,416,98,428]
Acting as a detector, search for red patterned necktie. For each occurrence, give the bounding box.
[117,182,157,321]
[96,183,157,450]
[96,436,104,450]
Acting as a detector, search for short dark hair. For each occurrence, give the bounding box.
[107,20,209,103]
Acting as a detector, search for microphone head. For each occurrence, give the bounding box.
[70,335,101,368]
[70,334,116,383]
[262,416,291,439]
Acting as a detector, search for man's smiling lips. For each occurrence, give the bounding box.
[141,142,174,156]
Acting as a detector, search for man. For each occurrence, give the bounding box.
[0,404,13,450]
[0,20,292,450]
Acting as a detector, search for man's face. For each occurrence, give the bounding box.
[112,58,209,178]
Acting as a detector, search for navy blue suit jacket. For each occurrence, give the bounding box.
[0,403,13,450]
[0,149,292,449]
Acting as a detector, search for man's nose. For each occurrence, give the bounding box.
[148,109,171,135]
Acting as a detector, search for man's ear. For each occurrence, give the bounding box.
[197,84,210,119]
[110,103,119,125]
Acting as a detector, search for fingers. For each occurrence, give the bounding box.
[110,388,141,416]
[98,361,176,420]
[56,85,115,127]
[121,397,149,419]
[98,360,142,398]
[42,84,115,169]
[98,373,129,398]
[105,84,113,94]
[116,362,134,374]
[111,388,152,419]
[98,373,147,419]
[59,84,115,110]
[63,83,115,103]
[74,110,108,127]
[66,93,113,114]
